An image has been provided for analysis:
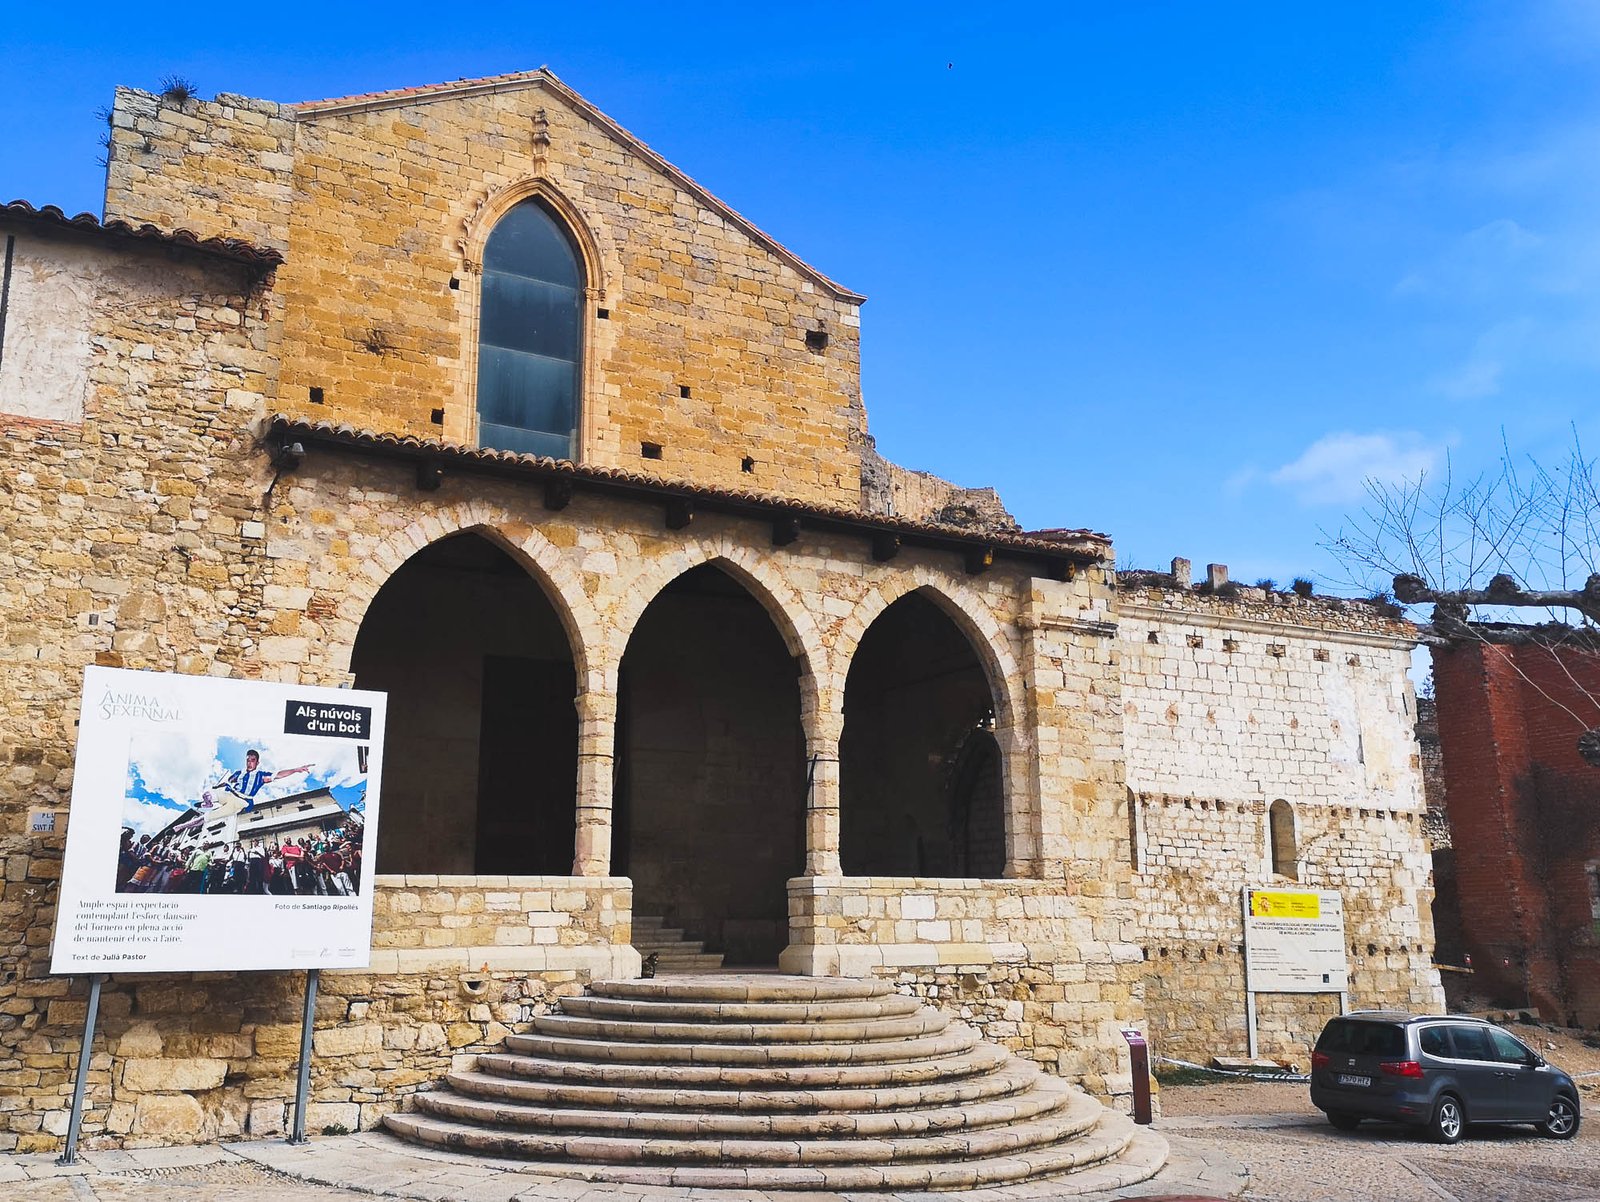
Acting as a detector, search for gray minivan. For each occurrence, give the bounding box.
[1310,1012,1581,1143]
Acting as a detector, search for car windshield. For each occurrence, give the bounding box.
[1316,1020,1406,1057]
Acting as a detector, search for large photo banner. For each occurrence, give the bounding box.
[51,667,387,974]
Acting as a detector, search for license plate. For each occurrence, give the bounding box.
[1337,1073,1371,1087]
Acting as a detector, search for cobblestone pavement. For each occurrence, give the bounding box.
[1163,1103,1600,1202]
[2,1103,1594,1201]
[0,1129,1242,1202]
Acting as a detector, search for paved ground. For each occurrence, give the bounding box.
[3,1078,1597,1201]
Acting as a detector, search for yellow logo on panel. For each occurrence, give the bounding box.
[1251,890,1321,919]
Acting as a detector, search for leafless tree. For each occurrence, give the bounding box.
[1327,431,1600,765]
[1329,432,1600,631]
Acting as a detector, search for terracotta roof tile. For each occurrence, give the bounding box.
[271,416,1110,563]
[1,200,283,271]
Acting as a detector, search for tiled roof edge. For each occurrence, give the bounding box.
[1,200,283,271]
[269,415,1111,563]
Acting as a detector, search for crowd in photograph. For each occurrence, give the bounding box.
[116,821,364,896]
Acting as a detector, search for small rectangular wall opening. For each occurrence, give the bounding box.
[641,442,663,460]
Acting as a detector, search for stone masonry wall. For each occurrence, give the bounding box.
[786,877,1145,1105]
[104,77,869,509]
[1118,586,1444,1066]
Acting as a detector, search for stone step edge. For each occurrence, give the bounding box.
[380,1111,1141,1190]
[502,1026,980,1066]
[449,1058,1041,1111]
[557,994,924,1023]
[530,1011,948,1044]
[381,1102,1115,1166]
[419,1074,1090,1138]
[589,976,894,1002]
[472,1044,1011,1089]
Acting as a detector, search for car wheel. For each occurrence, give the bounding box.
[1327,1111,1362,1131]
[1428,1094,1465,1144]
[1539,1094,1580,1140]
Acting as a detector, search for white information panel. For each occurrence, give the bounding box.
[1242,887,1348,993]
[51,667,386,975]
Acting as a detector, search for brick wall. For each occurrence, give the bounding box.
[1431,638,1600,1025]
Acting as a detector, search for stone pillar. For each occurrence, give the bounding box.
[572,687,616,876]
[803,699,843,877]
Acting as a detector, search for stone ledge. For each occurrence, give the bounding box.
[343,945,640,976]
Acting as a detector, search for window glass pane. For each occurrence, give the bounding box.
[1448,1025,1494,1061]
[477,199,583,458]
[1489,1029,1530,1064]
[478,346,575,439]
[1419,1027,1449,1057]
[480,271,580,360]
[484,203,582,288]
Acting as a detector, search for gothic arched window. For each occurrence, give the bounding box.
[477,199,583,458]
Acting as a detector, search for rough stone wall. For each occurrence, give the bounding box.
[1431,638,1600,1026]
[104,89,297,254]
[1118,586,1443,1065]
[858,442,1019,532]
[104,78,868,509]
[786,877,1144,1104]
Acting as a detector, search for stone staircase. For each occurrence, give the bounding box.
[382,974,1167,1192]
[630,914,725,972]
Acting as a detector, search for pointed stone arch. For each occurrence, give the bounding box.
[602,537,827,731]
[835,572,1032,879]
[324,500,600,690]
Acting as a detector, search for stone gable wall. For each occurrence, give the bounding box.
[104,82,868,510]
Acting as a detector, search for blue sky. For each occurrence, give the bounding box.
[5,2,1598,591]
[123,732,366,837]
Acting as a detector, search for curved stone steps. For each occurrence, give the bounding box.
[504,1023,980,1066]
[383,973,1166,1191]
[381,1109,1140,1191]
[594,975,893,1002]
[558,993,925,1024]
[530,1008,948,1044]
[447,1054,1040,1113]
[422,1072,1087,1138]
[472,1042,1011,1091]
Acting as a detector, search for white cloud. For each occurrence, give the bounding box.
[1269,431,1442,505]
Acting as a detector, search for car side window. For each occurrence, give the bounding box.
[1488,1029,1531,1064]
[1418,1026,1450,1057]
[1447,1024,1495,1062]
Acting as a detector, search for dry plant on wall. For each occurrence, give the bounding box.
[158,75,199,106]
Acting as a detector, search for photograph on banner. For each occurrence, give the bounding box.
[51,667,387,975]
[117,732,368,898]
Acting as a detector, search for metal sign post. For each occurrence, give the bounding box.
[57,973,105,1166]
[289,968,319,1144]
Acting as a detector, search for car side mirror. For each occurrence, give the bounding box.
[1525,1053,1544,1068]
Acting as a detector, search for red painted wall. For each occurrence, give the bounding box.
[1431,639,1600,1026]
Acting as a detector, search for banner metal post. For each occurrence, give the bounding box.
[57,973,105,1166]
[289,968,319,1144]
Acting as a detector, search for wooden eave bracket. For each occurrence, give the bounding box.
[665,498,695,530]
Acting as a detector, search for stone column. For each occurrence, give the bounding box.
[572,687,616,876]
[802,693,843,877]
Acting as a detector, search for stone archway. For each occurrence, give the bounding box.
[350,530,580,875]
[839,589,1006,878]
[612,563,806,965]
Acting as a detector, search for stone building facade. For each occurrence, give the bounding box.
[0,70,1441,1151]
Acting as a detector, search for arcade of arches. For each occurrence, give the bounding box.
[350,538,1010,964]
